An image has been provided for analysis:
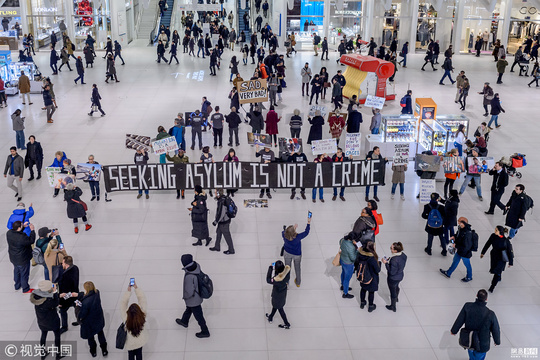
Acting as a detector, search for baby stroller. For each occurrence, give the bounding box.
[500,153,526,179]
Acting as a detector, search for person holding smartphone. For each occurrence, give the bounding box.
[381,242,407,312]
[282,214,311,287]
[265,260,291,329]
[58,256,79,333]
[120,280,148,360]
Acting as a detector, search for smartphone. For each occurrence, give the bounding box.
[272,262,275,267]
[308,211,312,219]
[59,243,64,250]
[130,278,135,286]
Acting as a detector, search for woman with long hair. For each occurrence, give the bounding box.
[265,260,291,329]
[453,124,466,156]
[223,148,239,197]
[77,281,107,357]
[356,241,380,312]
[44,238,66,282]
[120,282,148,360]
[480,226,514,292]
[319,67,329,99]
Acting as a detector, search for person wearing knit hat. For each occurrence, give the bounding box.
[176,254,210,338]
[30,280,66,360]
[7,201,34,237]
[440,216,474,282]
[190,186,212,246]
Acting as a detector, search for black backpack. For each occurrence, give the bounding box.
[523,193,534,211]
[195,271,213,299]
[471,230,479,252]
[224,196,237,219]
[357,259,373,285]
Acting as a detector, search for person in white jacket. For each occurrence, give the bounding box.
[120,282,148,360]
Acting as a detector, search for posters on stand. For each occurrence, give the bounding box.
[308,105,327,117]
[53,174,76,189]
[345,133,362,157]
[126,134,151,152]
[415,154,441,172]
[76,163,102,182]
[442,156,466,173]
[237,79,268,104]
[311,138,337,155]
[419,179,436,202]
[46,167,61,187]
[244,199,269,208]
[467,157,495,174]
[393,143,410,164]
[364,95,385,109]
[152,137,179,156]
[247,133,272,146]
[278,137,303,155]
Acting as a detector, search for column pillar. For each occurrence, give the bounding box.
[363,0,373,41]
[323,0,330,39]
[453,0,465,53]
[110,0,128,44]
[65,0,76,40]
[372,0,384,45]
[409,0,419,53]
[500,0,512,48]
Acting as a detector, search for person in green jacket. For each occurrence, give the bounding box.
[339,232,358,299]
[155,126,170,164]
[496,56,508,84]
[166,150,189,199]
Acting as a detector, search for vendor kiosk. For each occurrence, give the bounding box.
[414,98,437,120]
[364,114,418,158]
[436,114,470,151]
[418,119,447,155]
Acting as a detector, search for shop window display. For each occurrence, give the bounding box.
[416,3,436,50]
[507,7,540,54]
[382,4,400,46]
[460,2,501,54]
[329,1,362,46]
[72,0,111,50]
[27,0,66,50]
[286,0,323,50]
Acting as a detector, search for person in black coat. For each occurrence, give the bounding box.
[64,184,92,234]
[440,217,474,282]
[505,184,530,240]
[74,56,85,84]
[114,40,125,65]
[481,226,514,293]
[7,221,35,293]
[58,255,79,332]
[451,290,501,357]
[346,107,362,133]
[190,185,211,246]
[25,135,44,180]
[168,43,179,64]
[77,281,107,357]
[306,111,324,144]
[50,45,59,74]
[30,280,63,360]
[156,40,168,63]
[88,84,105,116]
[229,88,240,113]
[265,260,291,329]
[422,193,447,256]
[485,162,508,215]
[443,190,460,245]
[355,241,380,312]
[382,242,407,312]
[226,109,241,146]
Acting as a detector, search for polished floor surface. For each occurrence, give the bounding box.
[0,40,539,360]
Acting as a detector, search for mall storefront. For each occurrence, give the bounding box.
[283,0,518,54]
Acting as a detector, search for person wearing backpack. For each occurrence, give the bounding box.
[355,241,380,312]
[177,254,210,338]
[440,217,474,282]
[265,260,291,329]
[210,190,235,254]
[504,184,532,239]
[401,90,413,115]
[422,193,447,256]
[282,216,311,287]
[352,207,376,245]
[480,226,514,293]
[450,289,501,359]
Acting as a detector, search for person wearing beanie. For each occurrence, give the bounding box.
[30,280,66,360]
[421,192,446,256]
[190,186,212,246]
[440,217,474,282]
[7,202,34,236]
[176,254,210,338]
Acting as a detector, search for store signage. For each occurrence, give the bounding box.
[237,79,268,104]
[335,10,362,16]
[0,8,19,16]
[34,7,58,12]
[103,161,386,192]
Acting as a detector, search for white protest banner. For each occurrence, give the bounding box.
[345,133,361,157]
[393,143,410,164]
[311,139,337,155]
[237,79,268,104]
[364,95,385,109]
[419,179,436,203]
[152,137,178,156]
[308,105,327,117]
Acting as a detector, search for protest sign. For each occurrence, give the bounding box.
[278,138,303,155]
[345,133,361,157]
[308,105,327,117]
[442,156,465,173]
[126,134,151,152]
[420,179,436,202]
[415,154,441,172]
[46,167,62,187]
[247,133,272,146]
[53,174,76,189]
[364,95,385,109]
[467,157,495,175]
[237,79,268,104]
[152,136,178,156]
[311,139,337,155]
[76,163,102,182]
[393,143,410,164]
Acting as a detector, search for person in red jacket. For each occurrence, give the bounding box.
[329,111,345,145]
[265,106,281,147]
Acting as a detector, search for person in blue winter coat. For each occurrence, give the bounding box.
[168,116,185,151]
[401,90,413,114]
[50,151,67,168]
[7,202,34,236]
[282,216,311,287]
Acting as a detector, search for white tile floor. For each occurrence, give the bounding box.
[0,40,539,360]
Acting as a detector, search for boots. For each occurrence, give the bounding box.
[368,304,377,312]
[89,344,97,357]
[195,326,210,338]
[192,239,203,246]
[385,298,397,312]
[100,342,108,357]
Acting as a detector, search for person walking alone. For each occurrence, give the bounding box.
[176,254,211,338]
[210,190,235,254]
[439,56,455,85]
[480,226,513,293]
[265,260,291,329]
[120,281,148,360]
[440,217,474,282]
[487,93,505,129]
[74,56,85,84]
[4,146,24,200]
[88,84,105,117]
[485,162,509,215]
[496,56,508,84]
[282,216,311,288]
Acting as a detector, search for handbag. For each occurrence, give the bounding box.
[332,251,341,267]
[72,198,88,211]
[115,323,128,349]
[323,82,331,88]
[51,252,64,283]
[92,105,98,112]
[501,249,509,263]
[375,213,383,225]
[458,309,491,350]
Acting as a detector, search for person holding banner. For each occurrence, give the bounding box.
[155,126,169,164]
[86,155,100,201]
[307,111,324,145]
[459,147,483,201]
[365,147,388,202]
[332,148,352,201]
[190,185,212,247]
[390,162,407,200]
[223,149,239,197]
[255,144,275,199]
[166,150,189,199]
[287,149,308,200]
[134,149,149,199]
[312,153,331,202]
